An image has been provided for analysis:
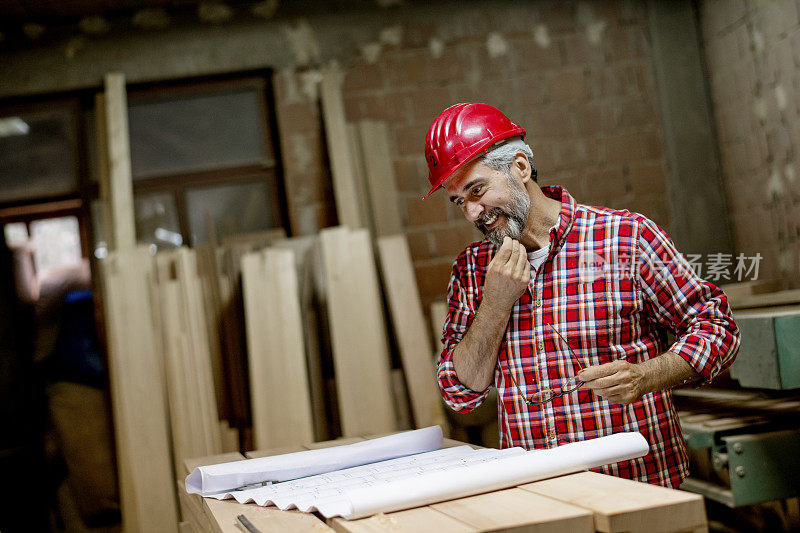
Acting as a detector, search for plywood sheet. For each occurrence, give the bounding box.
[320,226,396,436]
[329,506,476,533]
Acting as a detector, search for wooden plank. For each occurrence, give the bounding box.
[273,236,329,442]
[204,498,333,533]
[305,436,366,450]
[728,289,800,310]
[175,249,223,455]
[320,226,396,436]
[246,445,307,459]
[241,248,314,449]
[103,248,178,533]
[519,472,707,533]
[431,487,594,533]
[195,244,228,423]
[429,301,448,355]
[329,506,476,533]
[358,121,403,236]
[319,66,364,229]
[347,123,375,236]
[378,235,446,431]
[103,72,136,250]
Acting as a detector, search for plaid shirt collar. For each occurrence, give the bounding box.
[540,185,577,259]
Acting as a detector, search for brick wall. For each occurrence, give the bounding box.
[701,0,800,283]
[272,1,669,309]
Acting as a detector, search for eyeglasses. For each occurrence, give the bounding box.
[507,324,586,406]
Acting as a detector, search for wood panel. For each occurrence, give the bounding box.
[519,471,707,533]
[320,67,364,229]
[378,235,445,431]
[241,247,314,449]
[103,248,178,533]
[320,226,396,436]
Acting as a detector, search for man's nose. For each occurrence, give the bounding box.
[463,200,484,222]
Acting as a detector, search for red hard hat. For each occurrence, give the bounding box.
[423,103,525,199]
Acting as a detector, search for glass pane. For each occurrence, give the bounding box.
[134,192,182,250]
[185,181,278,246]
[4,222,28,246]
[0,109,78,202]
[30,216,82,274]
[128,88,270,179]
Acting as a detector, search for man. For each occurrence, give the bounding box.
[425,103,740,488]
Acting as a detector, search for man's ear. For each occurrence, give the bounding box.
[513,153,532,184]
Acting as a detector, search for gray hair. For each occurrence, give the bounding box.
[481,139,536,181]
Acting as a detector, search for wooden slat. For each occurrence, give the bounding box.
[519,472,707,533]
[358,120,403,236]
[241,247,314,449]
[103,248,178,533]
[329,506,476,533]
[273,236,329,442]
[245,445,307,459]
[431,487,594,532]
[320,226,396,436]
[319,66,364,229]
[728,288,800,310]
[378,235,446,431]
[103,72,136,250]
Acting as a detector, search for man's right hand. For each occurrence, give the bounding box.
[482,236,531,313]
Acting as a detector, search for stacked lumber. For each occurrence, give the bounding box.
[153,249,223,474]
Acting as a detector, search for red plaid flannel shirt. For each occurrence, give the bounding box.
[437,186,740,487]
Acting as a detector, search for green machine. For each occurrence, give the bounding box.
[676,309,800,508]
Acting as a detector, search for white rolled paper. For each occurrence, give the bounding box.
[185,425,443,496]
[342,431,649,519]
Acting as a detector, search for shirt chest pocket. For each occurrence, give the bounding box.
[565,276,638,360]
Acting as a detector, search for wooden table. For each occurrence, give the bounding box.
[177,436,708,533]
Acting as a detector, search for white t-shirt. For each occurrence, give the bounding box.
[527,223,558,272]
[527,244,550,272]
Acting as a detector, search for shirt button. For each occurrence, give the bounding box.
[534,299,542,308]
[549,431,557,441]
[537,341,545,351]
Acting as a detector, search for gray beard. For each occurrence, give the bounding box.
[475,177,531,247]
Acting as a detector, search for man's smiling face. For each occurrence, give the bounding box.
[444,158,531,247]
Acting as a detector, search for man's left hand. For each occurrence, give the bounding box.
[577,361,648,405]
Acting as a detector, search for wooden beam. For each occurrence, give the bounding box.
[241,248,315,449]
[377,235,446,431]
[320,226,396,436]
[319,66,364,229]
[103,73,136,250]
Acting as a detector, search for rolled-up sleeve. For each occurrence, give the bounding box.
[636,217,740,382]
[436,257,490,412]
